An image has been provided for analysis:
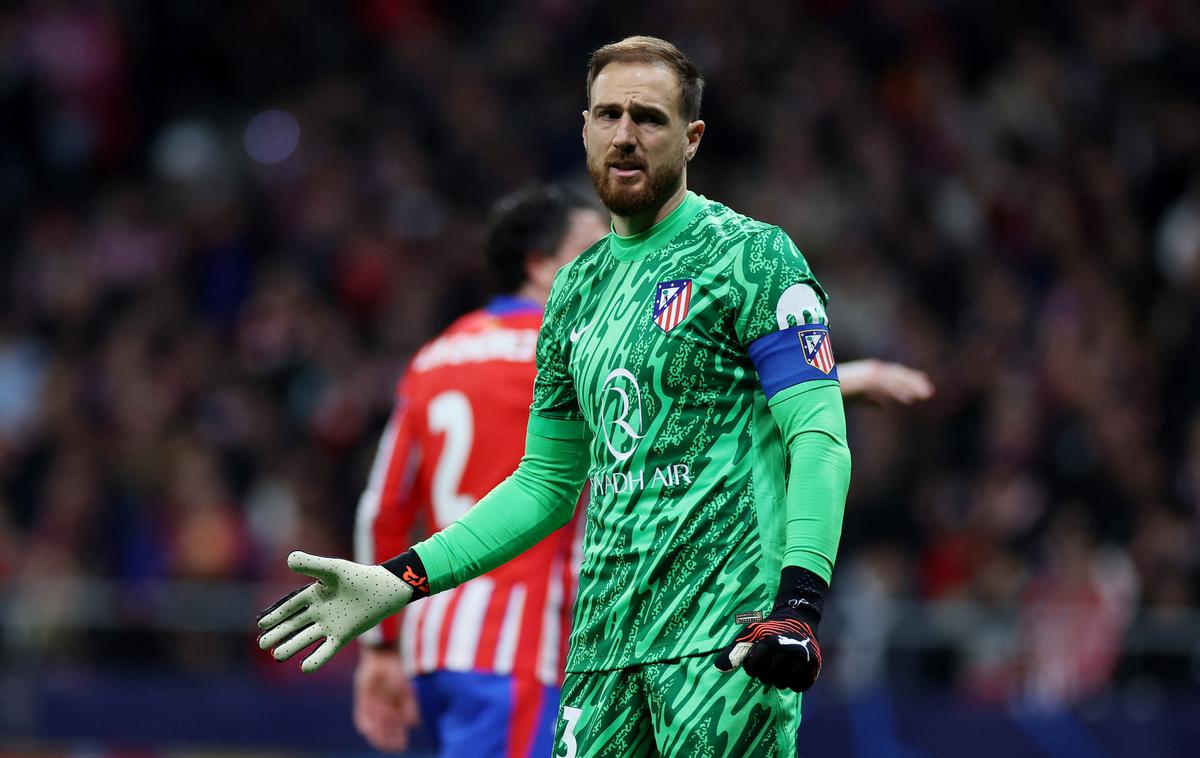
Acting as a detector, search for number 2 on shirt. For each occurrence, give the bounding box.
[428,390,476,528]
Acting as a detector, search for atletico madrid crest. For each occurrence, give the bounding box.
[652,279,692,333]
[798,327,836,374]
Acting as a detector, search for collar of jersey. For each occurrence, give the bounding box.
[608,191,703,261]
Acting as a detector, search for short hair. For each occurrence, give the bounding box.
[586,36,704,121]
[485,184,598,294]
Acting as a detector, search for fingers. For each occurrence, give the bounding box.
[271,622,325,662]
[301,635,345,674]
[256,585,306,624]
[740,638,821,692]
[714,641,751,672]
[287,551,341,585]
[370,713,412,753]
[769,657,807,692]
[377,722,412,752]
[362,715,411,752]
[353,697,376,744]
[880,364,934,404]
[257,584,316,630]
[258,608,314,650]
[356,684,415,752]
[742,640,772,680]
[399,681,421,726]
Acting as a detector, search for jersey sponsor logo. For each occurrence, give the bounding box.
[589,463,692,497]
[798,327,836,374]
[593,367,698,496]
[569,322,591,343]
[599,368,645,462]
[652,279,692,333]
[775,283,827,328]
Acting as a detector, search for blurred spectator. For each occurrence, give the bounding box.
[0,0,1197,706]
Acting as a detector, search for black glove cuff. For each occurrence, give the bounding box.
[773,565,827,630]
[381,549,431,600]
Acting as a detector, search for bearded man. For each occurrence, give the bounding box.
[260,36,854,757]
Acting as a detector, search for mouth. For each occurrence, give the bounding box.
[608,162,645,179]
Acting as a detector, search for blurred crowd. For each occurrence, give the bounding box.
[0,0,1197,709]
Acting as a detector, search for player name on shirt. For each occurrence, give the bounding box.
[411,326,538,372]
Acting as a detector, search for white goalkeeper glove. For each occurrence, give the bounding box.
[256,550,428,673]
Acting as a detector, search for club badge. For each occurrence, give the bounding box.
[653,279,692,333]
[798,327,835,374]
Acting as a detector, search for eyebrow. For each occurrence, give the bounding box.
[592,101,672,120]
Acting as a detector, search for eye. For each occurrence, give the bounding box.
[631,109,667,126]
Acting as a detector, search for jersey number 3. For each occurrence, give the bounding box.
[428,390,476,528]
[559,706,583,758]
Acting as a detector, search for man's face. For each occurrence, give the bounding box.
[584,62,703,217]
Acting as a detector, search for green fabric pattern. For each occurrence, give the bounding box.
[553,653,801,757]
[530,192,848,673]
[768,381,851,582]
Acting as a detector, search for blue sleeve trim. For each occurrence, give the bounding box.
[748,324,839,401]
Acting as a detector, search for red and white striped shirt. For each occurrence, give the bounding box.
[355,298,581,685]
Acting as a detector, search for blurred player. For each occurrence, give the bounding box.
[261,36,929,757]
[352,185,608,757]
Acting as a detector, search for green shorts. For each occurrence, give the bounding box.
[552,653,801,757]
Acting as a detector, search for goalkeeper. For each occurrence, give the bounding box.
[261,36,851,757]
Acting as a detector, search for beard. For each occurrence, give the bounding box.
[588,148,686,218]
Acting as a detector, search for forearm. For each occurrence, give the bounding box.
[411,415,590,593]
[769,382,852,583]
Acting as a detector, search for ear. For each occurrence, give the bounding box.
[581,110,590,147]
[525,251,556,293]
[685,120,705,161]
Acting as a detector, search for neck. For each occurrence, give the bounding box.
[514,281,549,306]
[611,179,688,237]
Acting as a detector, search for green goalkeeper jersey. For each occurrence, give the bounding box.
[530,191,839,673]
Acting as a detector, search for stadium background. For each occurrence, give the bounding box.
[1,0,1198,755]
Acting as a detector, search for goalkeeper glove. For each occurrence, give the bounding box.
[714,566,826,692]
[257,549,430,673]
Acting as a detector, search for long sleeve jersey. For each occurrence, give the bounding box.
[416,192,851,673]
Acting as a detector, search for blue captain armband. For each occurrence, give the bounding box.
[748,324,839,401]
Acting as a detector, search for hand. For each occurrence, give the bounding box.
[354,647,420,753]
[714,605,823,692]
[257,551,415,673]
[839,359,934,406]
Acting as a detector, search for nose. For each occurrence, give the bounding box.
[613,113,637,151]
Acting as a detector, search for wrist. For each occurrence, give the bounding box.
[381,549,431,599]
[773,565,827,630]
[361,640,400,652]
